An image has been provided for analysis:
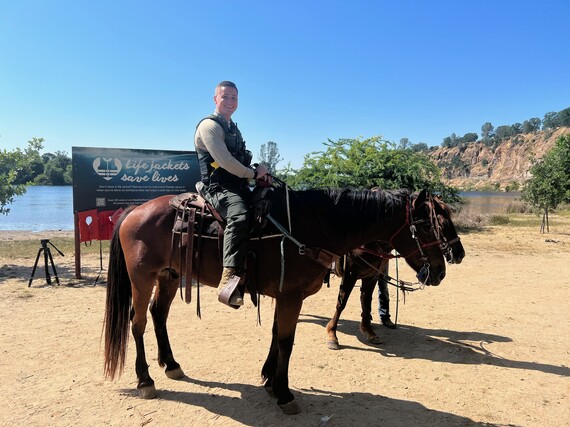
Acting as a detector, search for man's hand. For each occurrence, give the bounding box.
[255,164,273,186]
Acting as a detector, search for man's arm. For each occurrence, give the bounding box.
[195,120,255,179]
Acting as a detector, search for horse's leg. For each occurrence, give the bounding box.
[150,271,185,380]
[359,276,382,344]
[261,310,279,396]
[325,270,358,350]
[129,269,158,399]
[272,295,303,414]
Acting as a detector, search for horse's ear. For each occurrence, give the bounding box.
[414,189,428,207]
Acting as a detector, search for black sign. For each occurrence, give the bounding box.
[72,147,200,212]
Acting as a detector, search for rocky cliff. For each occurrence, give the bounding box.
[429,127,570,191]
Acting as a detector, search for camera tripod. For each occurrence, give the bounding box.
[28,239,65,287]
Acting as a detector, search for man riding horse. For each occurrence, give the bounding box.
[194,80,271,307]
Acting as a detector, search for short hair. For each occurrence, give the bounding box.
[216,80,238,94]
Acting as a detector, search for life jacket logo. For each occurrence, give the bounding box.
[93,157,122,181]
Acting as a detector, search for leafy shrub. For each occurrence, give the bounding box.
[453,207,486,232]
[505,200,534,214]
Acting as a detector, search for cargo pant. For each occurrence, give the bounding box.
[204,183,251,271]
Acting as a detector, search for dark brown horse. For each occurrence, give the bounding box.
[103,187,448,414]
[326,195,465,349]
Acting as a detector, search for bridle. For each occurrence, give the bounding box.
[351,193,449,286]
[430,197,462,264]
[386,195,445,280]
[263,181,451,289]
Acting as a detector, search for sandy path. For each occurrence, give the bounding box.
[0,220,569,426]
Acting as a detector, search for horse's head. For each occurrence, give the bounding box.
[431,196,465,264]
[389,190,448,286]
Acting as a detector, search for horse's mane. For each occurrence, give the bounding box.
[294,187,410,223]
[323,188,409,220]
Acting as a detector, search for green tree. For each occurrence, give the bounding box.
[522,118,542,134]
[398,138,410,149]
[34,150,72,185]
[450,133,460,147]
[258,141,283,173]
[481,122,494,141]
[282,136,459,202]
[542,112,560,129]
[0,138,44,214]
[522,134,570,232]
[442,133,462,148]
[495,125,515,139]
[511,123,523,135]
[410,142,429,152]
[13,153,44,184]
[462,132,478,143]
[558,107,570,126]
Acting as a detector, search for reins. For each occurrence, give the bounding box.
[266,213,339,292]
[272,177,346,251]
[266,178,342,292]
[345,192,450,296]
[265,180,446,294]
[345,249,428,292]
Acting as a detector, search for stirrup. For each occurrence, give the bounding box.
[218,275,243,309]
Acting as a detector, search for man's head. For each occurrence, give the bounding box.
[214,81,238,121]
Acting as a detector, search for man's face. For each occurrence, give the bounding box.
[214,86,238,120]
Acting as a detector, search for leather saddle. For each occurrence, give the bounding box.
[167,186,273,307]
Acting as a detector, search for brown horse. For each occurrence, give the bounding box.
[326,195,465,349]
[103,186,448,414]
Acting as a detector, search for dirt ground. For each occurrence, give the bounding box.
[1,218,569,427]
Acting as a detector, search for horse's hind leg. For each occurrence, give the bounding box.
[150,271,185,380]
[360,276,382,344]
[130,271,158,399]
[325,271,358,350]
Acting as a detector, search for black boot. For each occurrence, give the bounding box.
[381,316,396,329]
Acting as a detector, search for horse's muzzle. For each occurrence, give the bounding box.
[417,264,445,286]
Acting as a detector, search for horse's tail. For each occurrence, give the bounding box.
[103,207,134,380]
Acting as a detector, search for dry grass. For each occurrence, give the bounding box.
[0,237,109,261]
[0,234,110,286]
[453,205,570,233]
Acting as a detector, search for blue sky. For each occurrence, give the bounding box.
[1,0,569,168]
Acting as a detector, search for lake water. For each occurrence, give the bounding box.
[0,186,522,232]
[460,191,521,214]
[0,186,74,231]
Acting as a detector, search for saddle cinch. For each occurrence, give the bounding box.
[168,186,272,308]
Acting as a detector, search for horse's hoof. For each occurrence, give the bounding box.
[326,340,340,350]
[138,384,158,399]
[367,335,383,345]
[165,367,185,379]
[278,399,301,415]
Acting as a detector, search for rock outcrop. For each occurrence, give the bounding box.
[429,127,569,190]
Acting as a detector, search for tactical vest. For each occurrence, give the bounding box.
[195,114,252,186]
